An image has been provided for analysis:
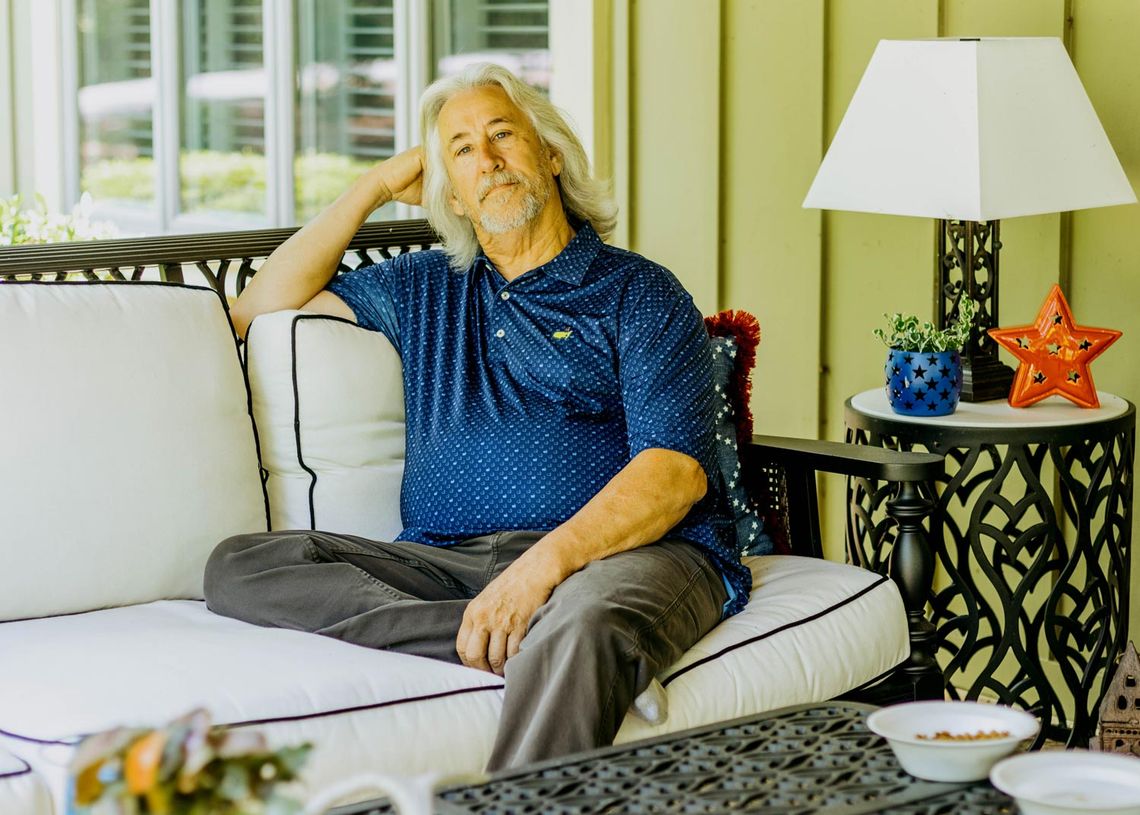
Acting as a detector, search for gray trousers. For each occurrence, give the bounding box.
[203,529,726,771]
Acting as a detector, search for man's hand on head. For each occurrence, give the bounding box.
[456,550,565,676]
[376,146,425,208]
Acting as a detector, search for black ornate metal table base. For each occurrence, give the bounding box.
[343,702,1013,814]
[846,390,1136,747]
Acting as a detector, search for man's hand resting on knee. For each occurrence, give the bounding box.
[456,449,707,676]
[457,551,563,676]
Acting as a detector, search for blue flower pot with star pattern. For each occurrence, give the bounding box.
[885,348,963,417]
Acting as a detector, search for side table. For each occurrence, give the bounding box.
[845,389,1135,747]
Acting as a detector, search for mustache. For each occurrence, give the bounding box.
[477,171,526,201]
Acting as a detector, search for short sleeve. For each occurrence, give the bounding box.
[325,258,402,352]
[616,268,717,479]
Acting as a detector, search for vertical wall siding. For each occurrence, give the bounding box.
[815,0,939,561]
[721,0,824,440]
[1067,0,1140,637]
[629,0,721,314]
[632,0,1139,634]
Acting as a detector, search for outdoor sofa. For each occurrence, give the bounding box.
[0,220,942,814]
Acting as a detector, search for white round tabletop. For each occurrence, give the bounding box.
[849,388,1132,429]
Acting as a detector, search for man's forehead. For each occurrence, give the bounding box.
[438,86,526,138]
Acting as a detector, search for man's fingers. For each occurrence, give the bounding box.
[506,629,524,661]
[487,631,508,677]
[462,628,491,673]
[455,619,471,666]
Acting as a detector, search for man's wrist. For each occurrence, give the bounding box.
[523,531,581,589]
[362,165,395,212]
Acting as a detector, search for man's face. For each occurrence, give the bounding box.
[437,85,562,235]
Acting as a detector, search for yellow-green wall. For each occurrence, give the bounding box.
[627,0,1140,633]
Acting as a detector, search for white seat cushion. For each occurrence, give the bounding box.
[0,745,51,815]
[0,555,905,812]
[246,310,405,540]
[616,555,909,743]
[0,282,267,620]
[0,600,505,814]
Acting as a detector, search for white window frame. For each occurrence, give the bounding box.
[0,0,14,196]
[7,0,621,236]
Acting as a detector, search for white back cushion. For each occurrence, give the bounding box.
[0,282,267,620]
[245,311,404,540]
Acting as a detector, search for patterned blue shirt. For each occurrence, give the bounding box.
[327,223,749,616]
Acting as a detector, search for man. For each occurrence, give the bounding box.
[204,63,750,771]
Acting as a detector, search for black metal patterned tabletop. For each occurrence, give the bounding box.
[340,702,1017,814]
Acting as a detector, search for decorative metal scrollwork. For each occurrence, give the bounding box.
[0,220,442,304]
[348,703,997,815]
[846,415,1135,747]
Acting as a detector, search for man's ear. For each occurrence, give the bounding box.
[449,193,464,217]
[550,151,563,177]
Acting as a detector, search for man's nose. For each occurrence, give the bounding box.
[476,140,504,172]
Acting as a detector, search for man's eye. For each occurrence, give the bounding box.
[493,131,510,140]
[456,145,471,156]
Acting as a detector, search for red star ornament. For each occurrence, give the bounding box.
[988,284,1121,409]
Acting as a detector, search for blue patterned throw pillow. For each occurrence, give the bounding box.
[707,325,772,558]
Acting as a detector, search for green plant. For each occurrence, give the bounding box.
[71,708,311,815]
[873,297,977,353]
[0,193,117,246]
[80,151,375,218]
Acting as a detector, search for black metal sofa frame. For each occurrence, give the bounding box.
[0,219,946,704]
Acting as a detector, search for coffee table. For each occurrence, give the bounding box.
[338,701,1016,814]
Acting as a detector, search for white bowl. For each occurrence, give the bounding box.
[865,701,1039,782]
[990,750,1140,815]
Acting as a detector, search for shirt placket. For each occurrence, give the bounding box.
[487,268,520,364]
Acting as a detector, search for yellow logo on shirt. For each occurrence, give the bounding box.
[552,329,573,340]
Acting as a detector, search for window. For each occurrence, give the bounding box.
[70,0,552,235]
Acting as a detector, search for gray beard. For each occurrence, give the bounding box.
[471,174,552,234]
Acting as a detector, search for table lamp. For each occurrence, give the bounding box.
[803,37,1136,402]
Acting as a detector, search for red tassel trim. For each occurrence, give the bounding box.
[704,309,761,447]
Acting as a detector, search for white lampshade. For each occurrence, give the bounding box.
[803,37,1136,220]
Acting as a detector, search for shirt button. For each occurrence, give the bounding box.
[500,291,510,301]
[495,329,505,338]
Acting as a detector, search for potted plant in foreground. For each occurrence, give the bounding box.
[873,298,976,417]
[69,708,310,815]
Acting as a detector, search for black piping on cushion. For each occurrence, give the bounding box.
[0,729,79,747]
[0,754,34,780]
[223,684,504,730]
[274,312,371,531]
[0,684,503,746]
[661,573,892,687]
[288,315,320,529]
[1,577,896,744]
[0,280,271,534]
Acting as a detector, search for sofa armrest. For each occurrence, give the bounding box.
[740,433,945,703]
[740,435,942,562]
[746,434,942,482]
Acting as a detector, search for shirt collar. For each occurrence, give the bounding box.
[473,222,602,287]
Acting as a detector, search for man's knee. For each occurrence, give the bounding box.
[203,532,275,612]
[522,597,635,660]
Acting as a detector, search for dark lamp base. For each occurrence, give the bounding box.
[960,355,1015,402]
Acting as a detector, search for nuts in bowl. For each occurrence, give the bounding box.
[917,728,1012,741]
[866,700,1040,782]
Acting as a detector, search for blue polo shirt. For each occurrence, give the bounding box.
[327,223,749,616]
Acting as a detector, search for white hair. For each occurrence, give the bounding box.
[419,63,618,270]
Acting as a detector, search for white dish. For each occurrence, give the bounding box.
[866,700,1039,782]
[990,750,1140,815]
